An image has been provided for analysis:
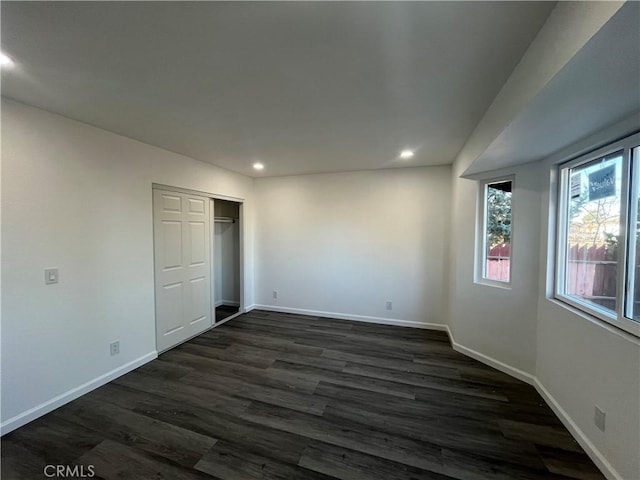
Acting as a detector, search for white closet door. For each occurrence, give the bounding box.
[153,189,212,352]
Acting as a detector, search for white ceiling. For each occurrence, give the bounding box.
[1,2,554,177]
[464,1,640,176]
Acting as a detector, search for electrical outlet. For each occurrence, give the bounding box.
[110,341,120,356]
[273,290,278,299]
[594,406,606,431]
[386,301,392,310]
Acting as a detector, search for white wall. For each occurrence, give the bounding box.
[534,123,640,480]
[449,161,542,375]
[214,223,224,304]
[536,300,640,480]
[214,221,240,306]
[221,222,240,304]
[446,3,639,477]
[2,8,637,473]
[459,1,624,175]
[253,166,451,328]
[448,121,640,479]
[0,99,254,432]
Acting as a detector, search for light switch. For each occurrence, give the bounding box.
[44,268,59,285]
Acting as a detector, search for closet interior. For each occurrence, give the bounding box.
[214,199,241,322]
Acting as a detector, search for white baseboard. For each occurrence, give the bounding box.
[213,304,626,479]
[251,304,448,331]
[447,330,535,386]
[0,351,157,436]
[444,325,619,480]
[5,303,616,480]
[534,380,621,480]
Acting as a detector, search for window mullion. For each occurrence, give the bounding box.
[482,183,489,279]
[556,168,569,298]
[624,147,640,319]
[615,147,632,321]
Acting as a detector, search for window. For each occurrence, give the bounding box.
[556,133,640,336]
[478,178,513,285]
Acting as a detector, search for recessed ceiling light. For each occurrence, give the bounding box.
[399,149,414,159]
[253,162,264,170]
[0,52,15,68]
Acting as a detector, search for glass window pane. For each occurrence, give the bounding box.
[565,152,623,314]
[627,146,640,322]
[485,181,511,282]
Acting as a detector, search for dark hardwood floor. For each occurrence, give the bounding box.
[2,310,605,480]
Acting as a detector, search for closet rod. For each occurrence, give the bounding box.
[214,216,236,223]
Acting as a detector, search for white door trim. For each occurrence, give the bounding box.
[238,202,245,313]
[152,183,244,203]
[210,198,216,324]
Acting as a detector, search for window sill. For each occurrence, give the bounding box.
[475,278,512,290]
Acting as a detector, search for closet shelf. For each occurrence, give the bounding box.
[214,216,236,223]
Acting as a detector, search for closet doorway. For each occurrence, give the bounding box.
[214,199,241,322]
[153,185,244,353]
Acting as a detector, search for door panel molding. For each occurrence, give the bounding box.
[153,188,212,352]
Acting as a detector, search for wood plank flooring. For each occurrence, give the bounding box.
[1,310,605,480]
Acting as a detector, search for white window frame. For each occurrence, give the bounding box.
[555,132,640,337]
[476,175,514,288]
[626,146,640,321]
